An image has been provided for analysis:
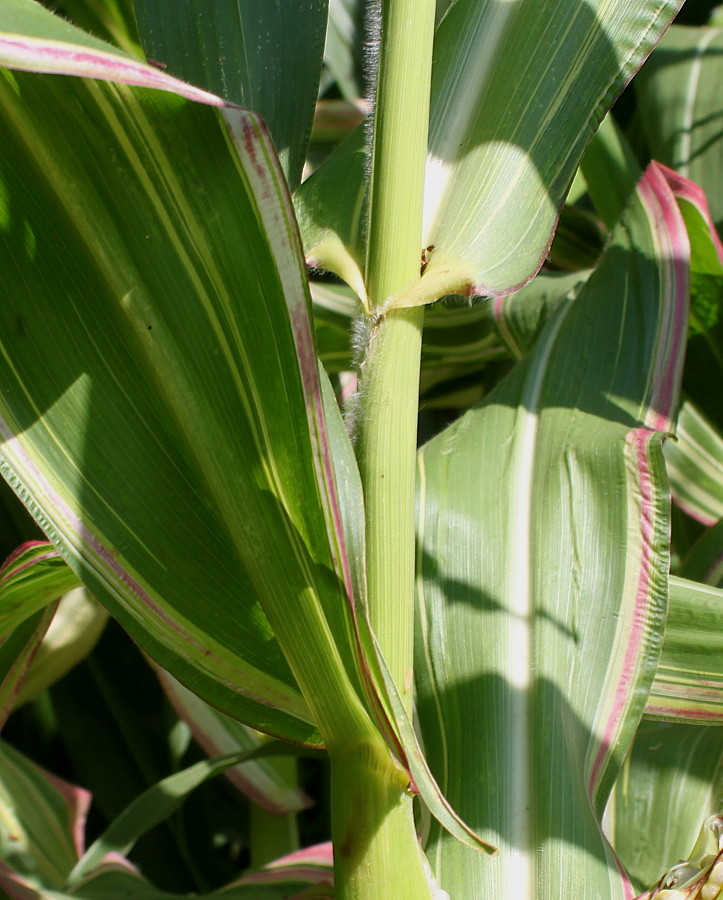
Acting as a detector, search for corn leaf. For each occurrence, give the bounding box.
[0,0,226,107]
[50,0,141,58]
[0,541,105,718]
[665,402,723,526]
[0,36,490,846]
[645,575,723,725]
[580,112,641,230]
[0,65,373,748]
[609,720,723,894]
[0,604,56,727]
[415,163,688,898]
[680,520,723,587]
[0,740,89,889]
[636,24,723,232]
[67,747,292,886]
[0,543,80,637]
[14,588,107,708]
[296,0,683,303]
[133,0,329,189]
[156,668,311,817]
[324,0,362,102]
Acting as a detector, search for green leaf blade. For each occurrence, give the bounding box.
[0,0,227,107]
[645,575,723,725]
[297,0,684,302]
[415,163,690,898]
[636,24,723,232]
[133,0,330,189]
[0,69,371,748]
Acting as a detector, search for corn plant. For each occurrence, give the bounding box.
[0,0,721,898]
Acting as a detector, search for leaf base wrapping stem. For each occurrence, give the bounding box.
[330,739,432,900]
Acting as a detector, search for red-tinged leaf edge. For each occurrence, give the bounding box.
[0,32,227,108]
[0,602,57,728]
[235,841,334,888]
[658,164,723,272]
[0,540,61,580]
[155,666,312,816]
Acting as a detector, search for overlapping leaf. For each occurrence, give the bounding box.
[0,63,373,747]
[636,24,723,231]
[296,0,683,305]
[0,543,79,637]
[0,0,226,106]
[133,0,329,188]
[415,163,688,898]
[610,721,723,894]
[0,13,508,853]
[0,540,104,721]
[645,575,723,725]
[0,738,333,900]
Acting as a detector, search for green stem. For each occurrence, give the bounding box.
[330,739,431,900]
[359,0,435,710]
[328,1,437,899]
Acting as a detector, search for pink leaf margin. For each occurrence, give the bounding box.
[587,163,692,805]
[236,841,334,888]
[0,33,227,108]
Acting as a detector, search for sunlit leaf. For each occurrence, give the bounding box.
[645,575,723,725]
[415,163,688,897]
[296,0,683,304]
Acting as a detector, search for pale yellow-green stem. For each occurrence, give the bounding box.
[328,0,437,898]
[359,0,434,716]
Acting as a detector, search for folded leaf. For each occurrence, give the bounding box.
[415,163,688,898]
